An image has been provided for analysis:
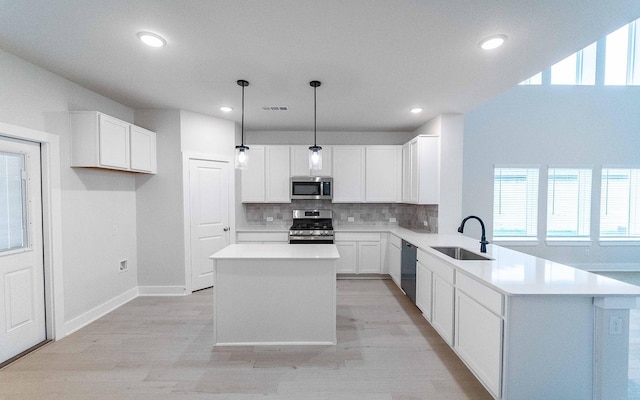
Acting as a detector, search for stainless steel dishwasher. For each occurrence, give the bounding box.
[400,240,417,304]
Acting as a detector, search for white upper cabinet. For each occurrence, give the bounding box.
[265,146,291,202]
[70,111,156,174]
[240,146,266,202]
[98,115,129,169]
[130,125,157,173]
[402,135,440,204]
[240,145,290,203]
[332,146,365,202]
[365,146,402,202]
[290,145,332,177]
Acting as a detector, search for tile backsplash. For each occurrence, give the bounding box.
[243,201,438,232]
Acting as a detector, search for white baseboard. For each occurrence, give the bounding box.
[63,286,138,337]
[137,286,187,296]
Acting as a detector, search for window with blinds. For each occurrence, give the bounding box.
[493,167,539,239]
[547,168,592,238]
[600,168,640,238]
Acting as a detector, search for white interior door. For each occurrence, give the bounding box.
[189,159,230,291]
[0,136,45,364]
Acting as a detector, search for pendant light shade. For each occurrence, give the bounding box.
[309,80,322,171]
[235,79,250,170]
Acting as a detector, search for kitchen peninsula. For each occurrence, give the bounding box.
[235,225,640,399]
[209,243,339,346]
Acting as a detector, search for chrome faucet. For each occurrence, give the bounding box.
[457,216,489,253]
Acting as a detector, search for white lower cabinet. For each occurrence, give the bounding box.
[358,241,381,273]
[416,248,505,399]
[419,250,455,345]
[335,232,381,274]
[335,241,358,273]
[455,290,502,398]
[386,234,402,287]
[416,259,432,320]
[431,274,455,345]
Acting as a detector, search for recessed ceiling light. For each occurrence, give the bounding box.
[137,31,166,48]
[220,106,233,113]
[410,107,423,114]
[479,34,507,50]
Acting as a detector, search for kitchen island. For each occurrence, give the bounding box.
[209,243,340,346]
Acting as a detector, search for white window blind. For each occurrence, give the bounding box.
[600,168,640,238]
[547,168,592,238]
[493,167,539,238]
[0,152,27,252]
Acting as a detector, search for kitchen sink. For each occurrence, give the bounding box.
[431,246,493,261]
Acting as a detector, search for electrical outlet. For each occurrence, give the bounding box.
[347,217,355,222]
[266,216,274,222]
[389,217,397,223]
[112,225,119,236]
[119,260,128,273]
[423,220,429,227]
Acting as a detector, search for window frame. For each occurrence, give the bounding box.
[599,167,640,242]
[492,165,540,242]
[545,166,593,241]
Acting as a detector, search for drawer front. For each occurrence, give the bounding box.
[236,232,289,242]
[335,232,381,242]
[456,273,503,316]
[428,255,455,284]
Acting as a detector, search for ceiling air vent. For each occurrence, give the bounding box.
[262,106,289,111]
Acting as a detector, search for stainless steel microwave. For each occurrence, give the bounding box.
[290,176,333,200]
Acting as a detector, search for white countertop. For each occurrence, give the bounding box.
[210,243,340,260]
[233,225,640,297]
[387,228,640,297]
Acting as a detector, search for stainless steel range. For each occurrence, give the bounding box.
[288,209,334,244]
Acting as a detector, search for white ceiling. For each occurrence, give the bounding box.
[1,1,639,132]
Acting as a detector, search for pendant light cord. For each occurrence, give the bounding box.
[309,80,321,148]
[241,83,245,145]
[236,79,249,148]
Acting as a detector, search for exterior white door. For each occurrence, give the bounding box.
[189,159,230,291]
[0,136,45,364]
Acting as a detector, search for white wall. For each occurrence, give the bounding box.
[181,110,236,155]
[0,49,138,323]
[134,109,236,291]
[134,109,184,288]
[463,85,640,267]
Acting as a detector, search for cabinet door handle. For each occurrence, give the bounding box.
[223,227,230,232]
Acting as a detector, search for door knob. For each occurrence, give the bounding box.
[223,227,230,232]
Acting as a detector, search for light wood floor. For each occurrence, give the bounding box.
[0,279,492,400]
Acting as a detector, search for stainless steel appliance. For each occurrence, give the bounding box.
[290,176,332,200]
[288,209,334,244]
[401,240,418,304]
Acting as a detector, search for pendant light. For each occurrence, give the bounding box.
[309,80,322,171]
[235,79,250,169]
